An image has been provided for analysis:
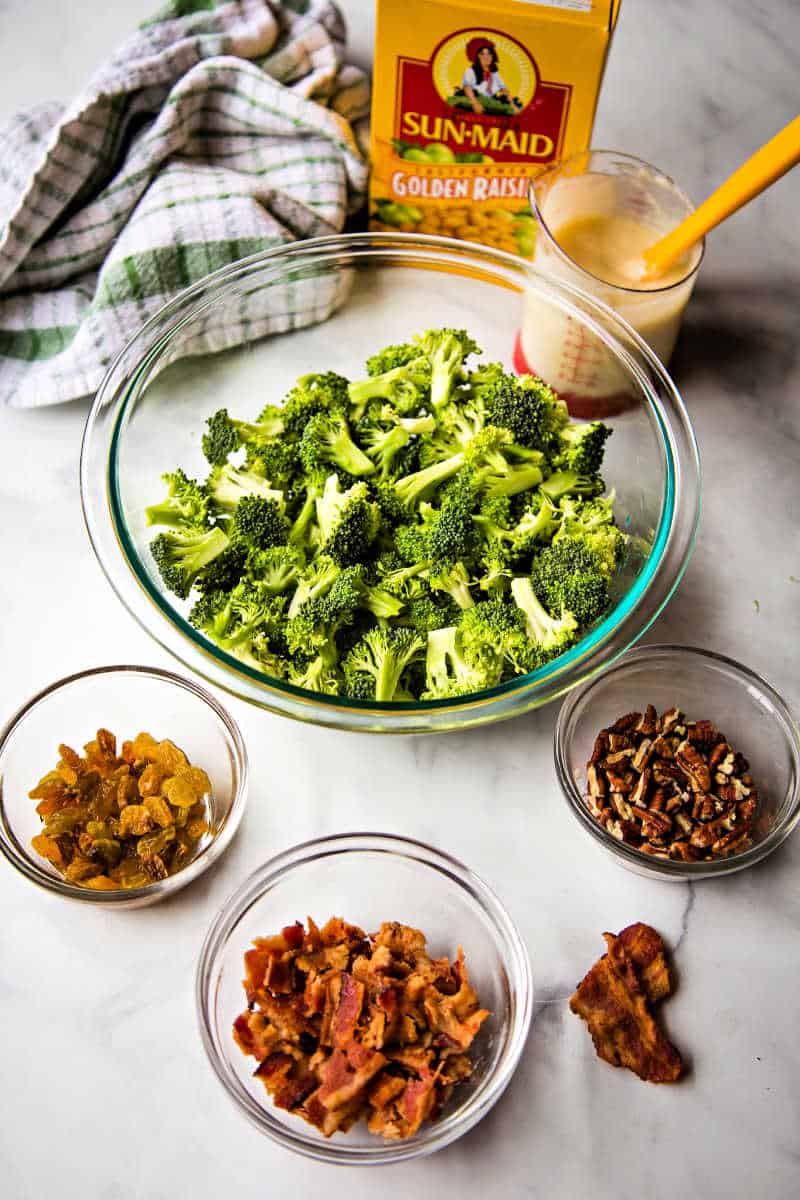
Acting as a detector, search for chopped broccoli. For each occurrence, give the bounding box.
[299,412,375,478]
[281,372,349,436]
[555,421,611,475]
[201,406,284,465]
[540,470,604,501]
[510,576,578,656]
[529,538,609,626]
[421,626,491,699]
[362,411,436,479]
[413,328,480,408]
[287,554,340,619]
[246,545,304,593]
[348,355,432,418]
[428,560,474,610]
[145,325,625,699]
[150,525,230,599]
[365,342,419,376]
[145,469,209,528]
[315,475,381,566]
[206,463,284,512]
[458,598,529,679]
[343,627,425,701]
[393,452,466,508]
[230,495,289,550]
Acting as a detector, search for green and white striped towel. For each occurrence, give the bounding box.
[0,0,370,407]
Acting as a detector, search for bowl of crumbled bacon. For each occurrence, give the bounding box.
[196,833,532,1164]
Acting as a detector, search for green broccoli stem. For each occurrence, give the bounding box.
[394,452,465,508]
[510,576,577,649]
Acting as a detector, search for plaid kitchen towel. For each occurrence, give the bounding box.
[0,0,370,407]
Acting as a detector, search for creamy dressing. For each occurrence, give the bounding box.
[553,215,693,290]
[521,167,702,413]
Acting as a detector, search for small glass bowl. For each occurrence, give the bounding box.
[196,833,532,1165]
[554,645,800,880]
[0,665,248,908]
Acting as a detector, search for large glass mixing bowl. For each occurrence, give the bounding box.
[80,233,700,733]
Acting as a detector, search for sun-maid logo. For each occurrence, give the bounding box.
[431,29,538,117]
[393,26,570,171]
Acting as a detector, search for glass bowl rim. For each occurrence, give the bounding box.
[530,148,705,296]
[0,662,249,903]
[553,643,800,877]
[195,830,533,1165]
[81,231,701,727]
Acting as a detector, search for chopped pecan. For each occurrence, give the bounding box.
[587,764,606,798]
[583,706,760,864]
[605,748,636,766]
[632,738,654,772]
[675,742,712,792]
[629,767,651,808]
[590,732,609,765]
[609,711,642,734]
[707,741,730,770]
[605,769,632,794]
[609,793,633,821]
[635,705,658,736]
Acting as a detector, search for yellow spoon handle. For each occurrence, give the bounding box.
[643,114,800,277]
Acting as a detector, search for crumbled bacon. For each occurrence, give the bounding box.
[234,918,489,1141]
[570,923,683,1084]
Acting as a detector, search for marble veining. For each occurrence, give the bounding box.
[0,2,799,1198]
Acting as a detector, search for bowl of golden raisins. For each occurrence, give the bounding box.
[0,664,248,908]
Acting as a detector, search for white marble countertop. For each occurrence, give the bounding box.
[1,2,799,1197]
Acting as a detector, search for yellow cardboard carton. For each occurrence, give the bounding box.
[369,0,620,256]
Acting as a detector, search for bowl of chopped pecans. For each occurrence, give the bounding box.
[554,645,800,879]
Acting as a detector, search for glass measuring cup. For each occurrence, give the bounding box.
[515,150,704,417]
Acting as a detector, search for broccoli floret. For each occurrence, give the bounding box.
[145,469,209,528]
[540,470,604,501]
[348,355,432,418]
[287,554,340,618]
[458,598,529,679]
[510,576,578,656]
[189,589,235,642]
[201,409,239,466]
[287,646,341,695]
[421,626,491,699]
[365,342,419,376]
[150,525,230,599]
[193,541,248,596]
[509,494,562,557]
[201,407,284,465]
[555,421,611,475]
[529,538,609,625]
[299,412,375,478]
[206,463,284,512]
[315,475,381,566]
[281,372,350,436]
[400,592,460,634]
[248,440,300,490]
[464,426,545,498]
[413,328,480,408]
[285,571,360,660]
[362,412,436,480]
[425,472,480,569]
[219,581,286,650]
[372,557,428,599]
[428,561,474,610]
[343,627,425,702]
[393,452,466,509]
[246,545,304,593]
[554,494,626,579]
[230,495,288,550]
[232,631,291,679]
